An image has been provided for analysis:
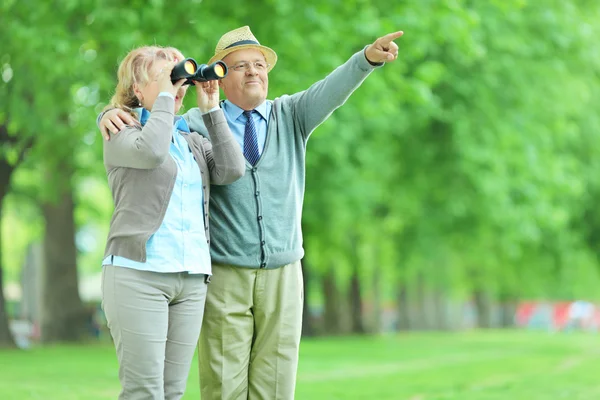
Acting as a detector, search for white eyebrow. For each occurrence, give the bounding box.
[232,59,266,64]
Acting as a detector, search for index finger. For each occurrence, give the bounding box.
[173,78,186,91]
[379,31,404,45]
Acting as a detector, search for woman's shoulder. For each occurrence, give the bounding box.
[104,124,142,145]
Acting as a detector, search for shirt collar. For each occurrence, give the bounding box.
[136,107,150,126]
[135,107,190,133]
[222,100,269,122]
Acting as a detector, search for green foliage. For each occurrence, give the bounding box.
[1,0,600,306]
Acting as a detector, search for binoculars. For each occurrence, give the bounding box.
[170,58,228,85]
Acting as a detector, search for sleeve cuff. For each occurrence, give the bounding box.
[361,46,384,70]
[158,92,175,100]
[202,105,221,115]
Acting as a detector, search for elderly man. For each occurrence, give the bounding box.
[99,25,402,400]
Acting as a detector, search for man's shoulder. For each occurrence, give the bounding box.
[271,95,296,109]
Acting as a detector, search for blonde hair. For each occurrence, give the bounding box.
[108,45,185,116]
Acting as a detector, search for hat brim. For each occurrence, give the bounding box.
[208,44,277,73]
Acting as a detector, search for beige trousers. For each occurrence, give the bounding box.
[101,265,208,400]
[199,261,304,400]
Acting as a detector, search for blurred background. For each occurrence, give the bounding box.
[1,0,600,398]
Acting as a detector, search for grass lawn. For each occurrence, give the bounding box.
[1,330,599,399]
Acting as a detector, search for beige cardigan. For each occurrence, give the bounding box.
[103,95,245,262]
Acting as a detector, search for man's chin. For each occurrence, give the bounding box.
[244,85,265,94]
[243,91,267,103]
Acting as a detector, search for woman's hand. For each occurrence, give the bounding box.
[157,61,185,97]
[194,80,220,113]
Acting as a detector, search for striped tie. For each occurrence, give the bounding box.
[243,110,260,166]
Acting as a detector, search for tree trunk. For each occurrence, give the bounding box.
[473,288,492,329]
[396,281,410,331]
[432,289,451,330]
[322,268,343,334]
[349,263,365,334]
[300,259,315,337]
[0,264,15,348]
[370,264,382,334]
[499,296,518,328]
[0,158,16,347]
[412,273,430,330]
[40,172,87,342]
[422,287,438,331]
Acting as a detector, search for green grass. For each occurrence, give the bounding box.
[1,330,599,399]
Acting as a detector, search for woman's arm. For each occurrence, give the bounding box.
[103,96,174,169]
[199,109,245,185]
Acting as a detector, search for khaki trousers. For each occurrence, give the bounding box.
[199,261,303,400]
[102,265,208,400]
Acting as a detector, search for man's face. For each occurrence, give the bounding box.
[221,49,269,110]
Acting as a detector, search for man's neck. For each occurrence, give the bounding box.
[231,99,266,111]
[226,99,267,112]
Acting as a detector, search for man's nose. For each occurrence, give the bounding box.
[245,64,258,75]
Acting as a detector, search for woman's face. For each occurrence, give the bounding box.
[136,58,188,113]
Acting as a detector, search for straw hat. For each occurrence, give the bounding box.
[208,26,277,72]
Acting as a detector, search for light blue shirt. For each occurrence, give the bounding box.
[103,94,211,275]
[221,99,271,155]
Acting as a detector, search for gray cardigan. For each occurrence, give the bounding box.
[103,95,245,262]
[185,49,379,269]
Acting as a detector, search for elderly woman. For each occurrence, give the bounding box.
[101,45,244,400]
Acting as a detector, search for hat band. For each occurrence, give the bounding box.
[224,39,260,49]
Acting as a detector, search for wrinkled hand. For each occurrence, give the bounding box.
[194,80,220,113]
[100,109,140,140]
[365,31,404,64]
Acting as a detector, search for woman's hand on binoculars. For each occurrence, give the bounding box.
[157,61,185,96]
[194,80,220,113]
